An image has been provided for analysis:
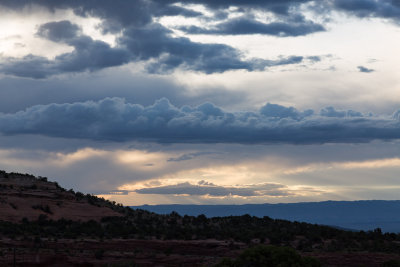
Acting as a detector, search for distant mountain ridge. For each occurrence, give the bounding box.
[132,200,400,232]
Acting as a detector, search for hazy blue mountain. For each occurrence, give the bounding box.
[132,200,400,232]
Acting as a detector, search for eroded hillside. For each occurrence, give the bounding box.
[0,171,121,222]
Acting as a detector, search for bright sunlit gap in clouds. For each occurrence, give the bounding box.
[3,143,400,205]
[0,6,117,59]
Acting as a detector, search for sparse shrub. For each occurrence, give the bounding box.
[94,249,104,259]
[38,176,47,182]
[214,245,321,267]
[32,204,53,214]
[29,184,38,189]
[383,259,400,267]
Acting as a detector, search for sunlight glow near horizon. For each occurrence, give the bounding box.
[2,141,400,205]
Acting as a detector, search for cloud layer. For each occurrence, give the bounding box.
[0,0,321,78]
[333,0,400,22]
[1,20,130,79]
[0,19,308,78]
[6,0,399,78]
[134,181,290,197]
[1,98,400,144]
[180,16,325,37]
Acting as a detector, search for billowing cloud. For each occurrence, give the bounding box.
[36,20,81,42]
[0,0,312,17]
[333,0,400,22]
[0,20,130,78]
[180,17,325,37]
[119,23,300,74]
[5,0,398,78]
[0,0,154,28]
[3,0,400,33]
[134,181,290,197]
[1,98,400,144]
[260,103,313,119]
[0,69,249,115]
[164,0,313,15]
[0,55,54,79]
[320,107,363,117]
[0,19,308,77]
[0,0,318,77]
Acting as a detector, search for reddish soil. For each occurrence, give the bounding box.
[0,238,245,266]
[0,174,121,222]
[0,238,399,266]
[305,252,400,267]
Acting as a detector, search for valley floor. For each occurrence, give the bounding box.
[1,238,400,266]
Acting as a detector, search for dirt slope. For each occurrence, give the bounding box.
[0,171,121,222]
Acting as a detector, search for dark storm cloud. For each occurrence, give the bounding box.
[0,21,130,78]
[5,0,400,22]
[0,55,55,79]
[1,98,400,144]
[1,19,308,78]
[0,40,130,79]
[120,24,257,74]
[0,0,153,28]
[180,17,325,36]
[188,0,400,21]
[152,4,202,18]
[3,0,400,31]
[260,103,314,119]
[167,152,221,162]
[0,0,308,17]
[134,181,290,197]
[1,0,398,77]
[320,107,363,117]
[120,23,306,74]
[164,0,312,15]
[57,37,130,72]
[357,66,375,73]
[0,20,307,77]
[36,20,81,42]
[0,1,322,77]
[333,0,400,21]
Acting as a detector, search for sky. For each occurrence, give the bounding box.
[0,0,400,205]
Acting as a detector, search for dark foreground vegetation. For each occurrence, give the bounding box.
[1,210,400,254]
[215,245,321,267]
[1,170,400,266]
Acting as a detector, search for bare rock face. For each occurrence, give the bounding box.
[0,171,122,222]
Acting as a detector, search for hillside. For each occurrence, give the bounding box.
[0,170,122,222]
[1,170,400,266]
